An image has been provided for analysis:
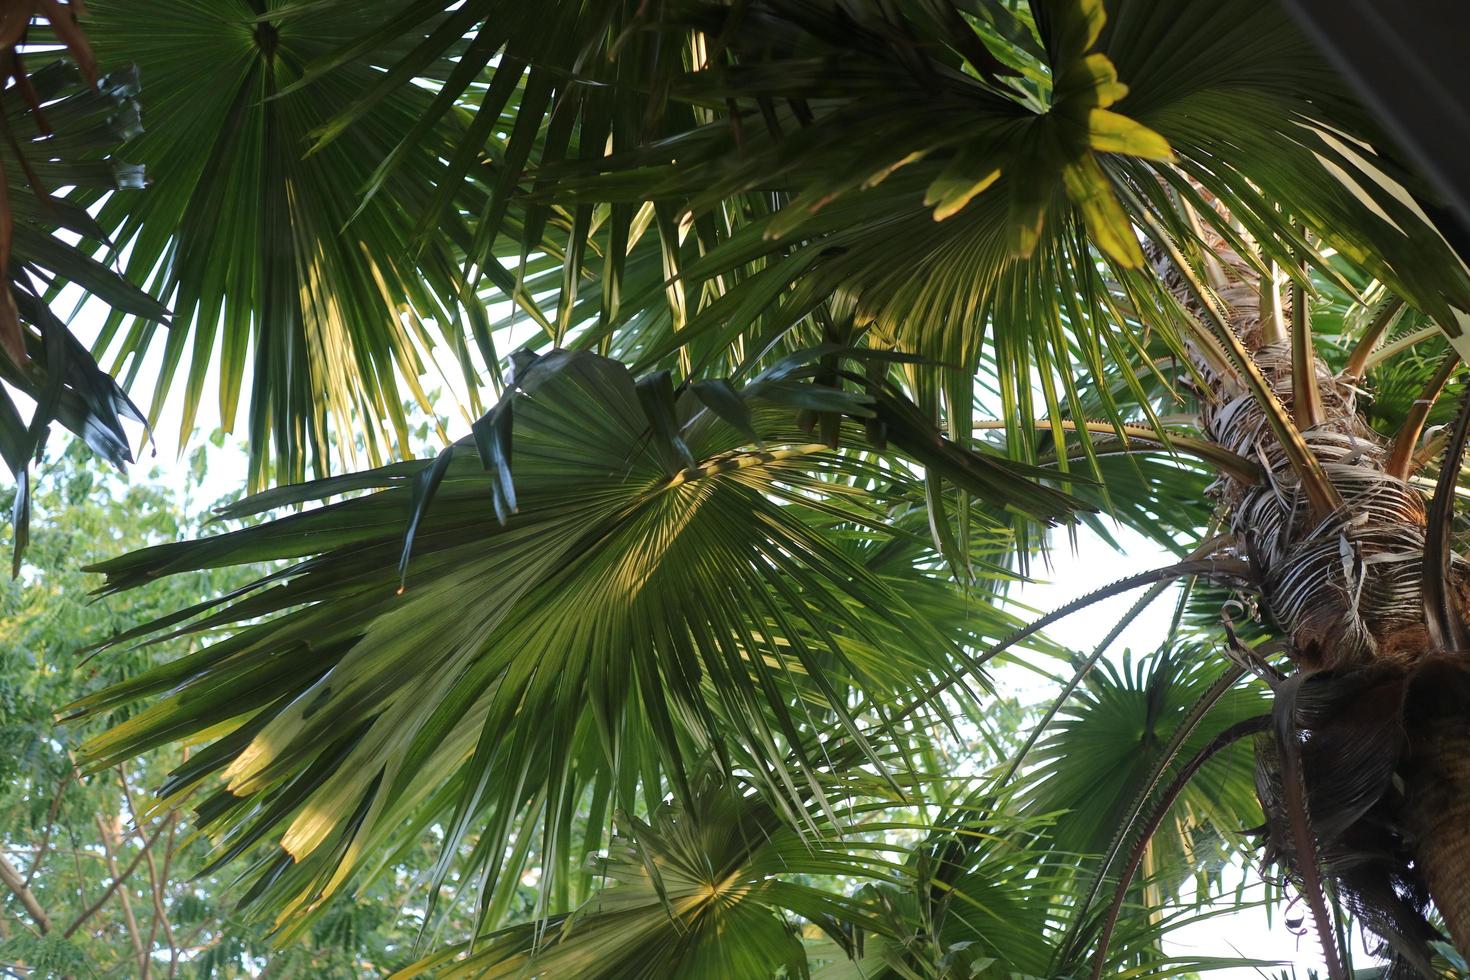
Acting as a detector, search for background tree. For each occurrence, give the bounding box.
[0,443,491,977]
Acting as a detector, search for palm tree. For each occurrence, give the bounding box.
[13,0,1470,975]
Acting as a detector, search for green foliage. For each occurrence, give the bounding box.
[72,350,1073,941]
[7,0,1470,975]
[78,0,498,490]
[0,446,481,976]
[2,442,1291,977]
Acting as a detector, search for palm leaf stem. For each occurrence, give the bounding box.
[665,442,830,487]
[890,548,1247,726]
[1386,350,1461,480]
[1259,259,1286,346]
[1273,685,1346,980]
[1178,193,1231,296]
[1289,245,1323,429]
[971,420,1263,484]
[1139,208,1344,518]
[1341,297,1407,380]
[1088,713,1270,980]
[1361,324,1439,373]
[1410,432,1453,477]
[1061,662,1249,965]
[994,534,1235,793]
[1424,378,1470,651]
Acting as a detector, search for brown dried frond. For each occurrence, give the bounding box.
[0,0,95,367]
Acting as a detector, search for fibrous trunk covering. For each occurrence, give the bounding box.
[1153,229,1470,973]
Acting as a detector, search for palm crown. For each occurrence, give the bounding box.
[7,0,1470,976]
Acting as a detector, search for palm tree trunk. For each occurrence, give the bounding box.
[1403,667,1470,951]
[1150,224,1470,961]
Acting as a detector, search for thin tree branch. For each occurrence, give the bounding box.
[62,821,165,940]
[0,854,51,934]
[157,813,180,979]
[64,823,89,924]
[93,813,147,977]
[120,764,177,974]
[23,772,70,888]
[971,420,1264,484]
[3,847,106,863]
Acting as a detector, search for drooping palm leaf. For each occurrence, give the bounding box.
[439,0,1470,431]
[73,0,1469,506]
[0,0,97,363]
[78,0,505,488]
[442,0,1470,567]
[0,51,170,568]
[1019,647,1274,974]
[45,0,1467,581]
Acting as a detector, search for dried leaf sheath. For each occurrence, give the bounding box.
[1152,218,1470,968]
[1151,230,1467,672]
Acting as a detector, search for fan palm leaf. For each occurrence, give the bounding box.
[390,748,1264,979]
[1021,648,1266,873]
[70,347,1089,938]
[67,0,1470,498]
[78,0,504,488]
[393,768,898,980]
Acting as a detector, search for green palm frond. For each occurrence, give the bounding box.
[1022,647,1266,872]
[391,760,1261,980]
[802,780,1273,980]
[894,640,1273,975]
[79,0,503,488]
[394,769,896,980]
[65,0,1470,499]
[47,0,1470,971]
[473,0,1470,437]
[71,348,1085,939]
